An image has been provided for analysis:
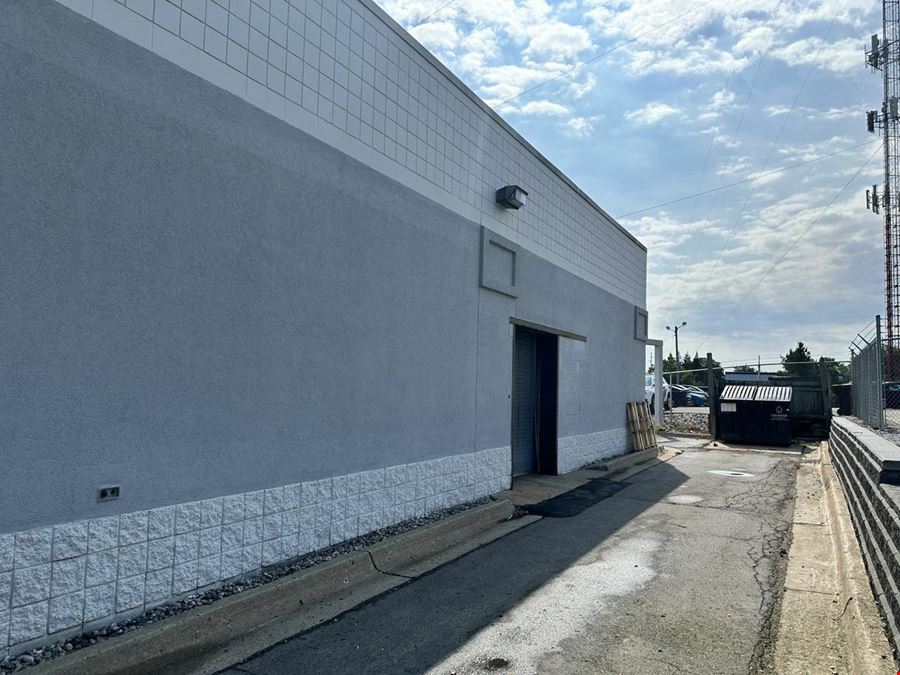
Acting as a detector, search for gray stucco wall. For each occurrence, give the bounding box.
[0,1,644,534]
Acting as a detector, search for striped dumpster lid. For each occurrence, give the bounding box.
[721,385,757,401]
[755,386,792,403]
[720,385,792,402]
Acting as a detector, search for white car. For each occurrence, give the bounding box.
[644,374,672,412]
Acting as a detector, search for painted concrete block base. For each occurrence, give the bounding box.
[0,428,633,657]
[557,428,630,474]
[0,446,510,657]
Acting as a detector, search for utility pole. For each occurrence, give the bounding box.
[666,322,687,385]
[865,2,900,378]
[707,352,717,439]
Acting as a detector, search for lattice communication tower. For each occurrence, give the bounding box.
[866,0,900,376]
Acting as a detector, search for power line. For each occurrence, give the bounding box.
[616,139,878,218]
[660,20,777,330]
[657,74,733,329]
[410,0,458,29]
[695,142,883,352]
[676,16,837,325]
[496,0,715,108]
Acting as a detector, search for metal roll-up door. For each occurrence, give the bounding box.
[512,330,536,475]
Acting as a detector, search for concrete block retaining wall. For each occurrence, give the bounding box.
[829,417,900,653]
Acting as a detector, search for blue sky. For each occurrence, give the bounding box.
[375,0,883,366]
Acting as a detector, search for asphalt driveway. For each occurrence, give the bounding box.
[222,445,799,674]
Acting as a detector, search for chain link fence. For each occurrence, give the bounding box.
[886,334,900,429]
[849,316,891,430]
[655,355,844,439]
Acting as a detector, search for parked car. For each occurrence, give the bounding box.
[684,385,709,406]
[670,384,709,407]
[645,375,672,412]
[669,384,690,407]
[885,382,900,409]
[687,389,709,407]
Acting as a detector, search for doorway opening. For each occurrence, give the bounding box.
[511,326,558,476]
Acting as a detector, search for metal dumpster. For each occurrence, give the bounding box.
[833,383,852,416]
[717,385,792,446]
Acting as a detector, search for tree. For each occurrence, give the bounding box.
[733,364,757,373]
[821,357,850,384]
[661,353,678,378]
[679,352,699,385]
[781,341,813,377]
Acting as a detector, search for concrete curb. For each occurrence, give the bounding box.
[659,431,710,439]
[820,442,895,672]
[33,500,529,675]
[367,500,516,576]
[592,447,659,474]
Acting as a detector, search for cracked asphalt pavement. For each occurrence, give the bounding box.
[222,443,799,675]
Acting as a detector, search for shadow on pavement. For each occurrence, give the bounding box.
[222,461,689,675]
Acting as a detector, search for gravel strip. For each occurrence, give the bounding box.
[844,414,900,447]
[0,497,492,672]
[661,411,709,435]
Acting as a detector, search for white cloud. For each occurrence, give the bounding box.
[475,62,572,107]
[564,115,602,137]
[457,27,500,73]
[777,135,857,162]
[628,41,750,76]
[733,26,775,54]
[408,20,459,51]
[519,100,571,116]
[580,0,872,77]
[525,22,593,60]
[626,214,715,265]
[746,169,782,187]
[818,106,858,120]
[698,88,739,120]
[765,104,792,117]
[771,37,860,74]
[713,134,741,148]
[709,89,737,111]
[625,101,681,125]
[766,104,859,121]
[568,73,597,99]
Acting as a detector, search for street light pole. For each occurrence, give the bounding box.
[666,322,687,386]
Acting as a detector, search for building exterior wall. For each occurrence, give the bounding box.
[51,0,646,309]
[0,0,647,655]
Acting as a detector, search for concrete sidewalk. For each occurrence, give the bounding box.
[770,444,893,673]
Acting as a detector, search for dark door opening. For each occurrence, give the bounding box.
[511,326,558,476]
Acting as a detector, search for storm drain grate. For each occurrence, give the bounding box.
[523,479,630,518]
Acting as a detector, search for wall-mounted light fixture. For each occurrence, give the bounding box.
[495,185,528,210]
